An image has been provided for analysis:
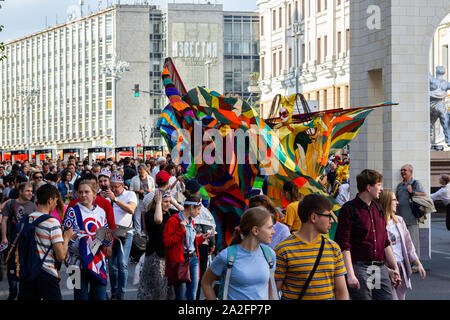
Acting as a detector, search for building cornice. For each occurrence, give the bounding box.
[5,6,117,46]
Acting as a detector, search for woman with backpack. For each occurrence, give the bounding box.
[201,207,278,300]
[63,179,113,300]
[163,194,213,300]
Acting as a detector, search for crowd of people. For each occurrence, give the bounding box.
[0,152,447,301]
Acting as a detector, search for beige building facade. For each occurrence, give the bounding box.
[257,0,350,119]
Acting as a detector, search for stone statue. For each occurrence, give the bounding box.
[430,66,450,146]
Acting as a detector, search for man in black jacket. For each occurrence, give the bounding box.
[123,157,137,187]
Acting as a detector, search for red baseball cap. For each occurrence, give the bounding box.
[156,170,171,184]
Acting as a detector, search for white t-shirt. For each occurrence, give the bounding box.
[336,183,350,206]
[113,190,138,228]
[70,173,79,185]
[430,183,450,206]
[386,220,403,262]
[151,165,160,180]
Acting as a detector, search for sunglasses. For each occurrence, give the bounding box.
[35,176,44,179]
[315,212,333,220]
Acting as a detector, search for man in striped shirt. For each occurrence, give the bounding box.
[275,194,349,300]
[18,184,73,300]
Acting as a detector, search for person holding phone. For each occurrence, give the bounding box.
[137,189,176,300]
[163,194,214,300]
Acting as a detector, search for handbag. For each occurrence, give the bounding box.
[166,236,191,286]
[408,181,426,220]
[297,236,325,300]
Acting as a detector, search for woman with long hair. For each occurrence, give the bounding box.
[248,195,290,249]
[57,169,76,203]
[163,194,213,300]
[282,181,302,232]
[201,207,277,300]
[379,190,426,300]
[137,190,175,300]
[63,180,113,300]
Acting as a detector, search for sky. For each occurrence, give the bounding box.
[0,0,258,43]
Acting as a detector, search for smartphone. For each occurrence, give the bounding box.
[101,185,108,191]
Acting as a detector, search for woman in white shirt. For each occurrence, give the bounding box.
[430,174,450,230]
[379,190,426,300]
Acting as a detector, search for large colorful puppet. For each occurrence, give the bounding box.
[158,57,395,247]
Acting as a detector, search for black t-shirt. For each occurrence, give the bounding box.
[123,166,137,182]
[144,208,175,258]
[327,171,337,187]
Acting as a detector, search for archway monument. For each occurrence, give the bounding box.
[349,0,450,260]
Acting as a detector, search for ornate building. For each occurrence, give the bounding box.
[257,0,350,118]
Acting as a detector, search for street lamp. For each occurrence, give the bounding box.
[100,53,130,149]
[290,21,304,97]
[18,82,40,158]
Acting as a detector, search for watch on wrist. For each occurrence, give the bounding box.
[112,198,117,204]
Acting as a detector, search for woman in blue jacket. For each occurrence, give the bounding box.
[57,169,76,203]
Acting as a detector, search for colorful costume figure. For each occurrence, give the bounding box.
[158,58,394,246]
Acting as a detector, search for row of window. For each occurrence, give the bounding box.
[263,0,349,35]
[262,29,349,78]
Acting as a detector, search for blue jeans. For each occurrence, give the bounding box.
[108,232,133,298]
[74,271,107,300]
[174,256,199,300]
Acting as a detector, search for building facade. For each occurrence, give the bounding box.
[257,0,350,118]
[0,2,259,153]
[0,4,156,152]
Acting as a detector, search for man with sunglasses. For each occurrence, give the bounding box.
[395,164,426,263]
[275,194,349,300]
[335,169,401,300]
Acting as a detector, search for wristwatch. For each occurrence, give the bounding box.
[112,198,117,204]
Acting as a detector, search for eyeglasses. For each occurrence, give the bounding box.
[315,212,334,220]
[35,176,43,180]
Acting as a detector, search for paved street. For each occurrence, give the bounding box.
[0,257,141,300]
[408,213,450,300]
[0,215,449,300]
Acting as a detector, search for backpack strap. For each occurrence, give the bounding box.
[31,214,55,263]
[342,202,359,226]
[222,245,238,301]
[260,245,279,300]
[297,236,325,300]
[31,214,53,227]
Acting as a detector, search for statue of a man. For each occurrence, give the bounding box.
[430,66,450,146]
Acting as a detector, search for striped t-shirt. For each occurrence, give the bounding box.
[28,212,64,278]
[274,233,347,300]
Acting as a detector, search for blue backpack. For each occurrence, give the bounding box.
[218,244,279,300]
[5,214,53,282]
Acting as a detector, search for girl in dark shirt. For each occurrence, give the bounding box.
[137,190,175,300]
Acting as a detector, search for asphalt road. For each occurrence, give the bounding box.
[0,216,449,300]
[407,214,450,300]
